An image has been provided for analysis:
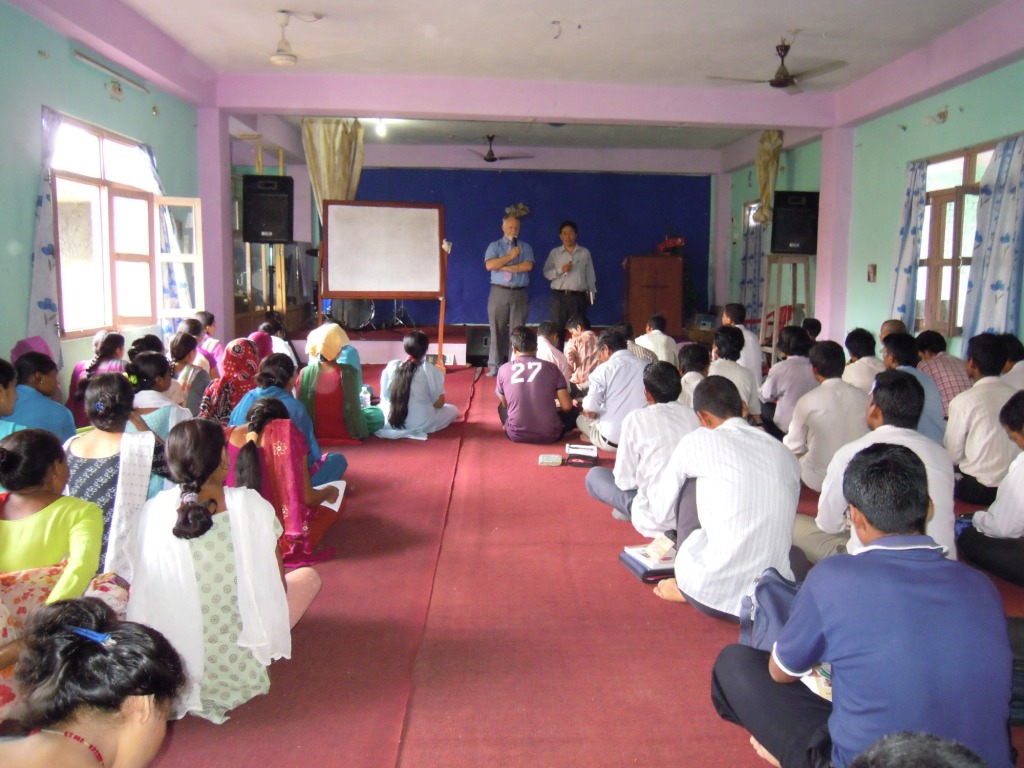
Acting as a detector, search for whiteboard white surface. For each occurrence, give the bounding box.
[323,203,443,296]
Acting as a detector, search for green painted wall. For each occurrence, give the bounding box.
[0,1,198,369]
[847,58,1024,346]
[728,141,822,305]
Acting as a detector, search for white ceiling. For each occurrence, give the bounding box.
[114,0,1004,150]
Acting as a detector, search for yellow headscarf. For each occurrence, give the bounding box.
[305,322,350,362]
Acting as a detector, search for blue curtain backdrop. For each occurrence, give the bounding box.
[350,168,712,327]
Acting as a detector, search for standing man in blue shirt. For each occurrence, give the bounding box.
[484,212,534,377]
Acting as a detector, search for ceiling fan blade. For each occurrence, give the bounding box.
[792,60,848,82]
[782,82,803,95]
[495,153,536,161]
[707,75,771,84]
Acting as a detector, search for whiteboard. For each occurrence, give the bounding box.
[321,201,445,298]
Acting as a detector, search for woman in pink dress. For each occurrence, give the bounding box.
[66,330,126,429]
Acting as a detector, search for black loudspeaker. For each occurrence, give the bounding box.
[242,175,294,243]
[771,191,819,255]
[466,326,490,366]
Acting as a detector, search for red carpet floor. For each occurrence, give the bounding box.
[396,379,763,767]
[151,366,478,768]
[148,365,1024,767]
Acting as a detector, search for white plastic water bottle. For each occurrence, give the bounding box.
[359,386,371,409]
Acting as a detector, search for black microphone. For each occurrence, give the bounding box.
[510,237,518,248]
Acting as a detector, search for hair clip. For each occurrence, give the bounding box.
[181,491,200,504]
[94,402,105,412]
[65,625,117,648]
[126,373,139,386]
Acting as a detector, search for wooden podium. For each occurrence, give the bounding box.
[623,255,684,336]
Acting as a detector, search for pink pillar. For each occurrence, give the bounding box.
[197,107,235,340]
[814,128,854,340]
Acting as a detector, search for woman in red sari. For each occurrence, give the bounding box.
[197,338,259,425]
[224,397,341,565]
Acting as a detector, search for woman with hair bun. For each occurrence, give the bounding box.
[66,330,126,428]
[128,419,320,723]
[0,597,185,767]
[0,430,105,716]
[64,374,170,576]
[228,353,347,485]
[376,331,458,440]
[226,397,341,565]
[0,429,103,606]
[169,331,210,416]
[124,351,192,440]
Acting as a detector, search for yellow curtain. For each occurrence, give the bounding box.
[301,118,364,223]
[752,129,784,224]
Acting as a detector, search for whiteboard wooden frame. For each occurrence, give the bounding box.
[320,200,445,299]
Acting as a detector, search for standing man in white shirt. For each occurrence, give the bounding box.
[576,329,647,452]
[635,315,679,368]
[794,369,956,563]
[648,376,801,621]
[722,303,763,391]
[783,341,869,491]
[945,333,1020,505]
[542,220,596,339]
[585,361,700,534]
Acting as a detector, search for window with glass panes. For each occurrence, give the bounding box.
[915,145,994,336]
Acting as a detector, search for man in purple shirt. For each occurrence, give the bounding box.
[497,326,575,443]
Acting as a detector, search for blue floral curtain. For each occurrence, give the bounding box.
[887,160,928,327]
[961,136,1024,339]
[27,107,63,365]
[739,205,767,329]
[138,145,194,341]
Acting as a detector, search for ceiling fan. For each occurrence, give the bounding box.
[471,135,535,163]
[707,37,847,93]
[269,10,325,67]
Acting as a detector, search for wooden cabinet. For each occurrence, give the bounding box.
[623,255,684,336]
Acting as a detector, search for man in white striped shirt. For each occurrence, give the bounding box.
[585,361,699,535]
[649,376,801,621]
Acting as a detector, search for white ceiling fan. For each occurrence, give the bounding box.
[470,134,535,163]
[269,10,325,67]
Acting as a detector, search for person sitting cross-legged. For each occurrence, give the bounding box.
[711,442,1013,768]
[722,302,763,390]
[880,332,945,445]
[585,361,699,532]
[576,329,647,452]
[710,326,761,423]
[840,328,885,395]
[635,314,679,367]
[945,332,1020,505]
[564,315,600,397]
[793,369,956,564]
[759,326,818,438]
[534,320,571,389]
[958,390,1024,585]
[783,341,869,492]
[678,343,710,408]
[648,376,801,621]
[915,330,971,418]
[496,325,576,443]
